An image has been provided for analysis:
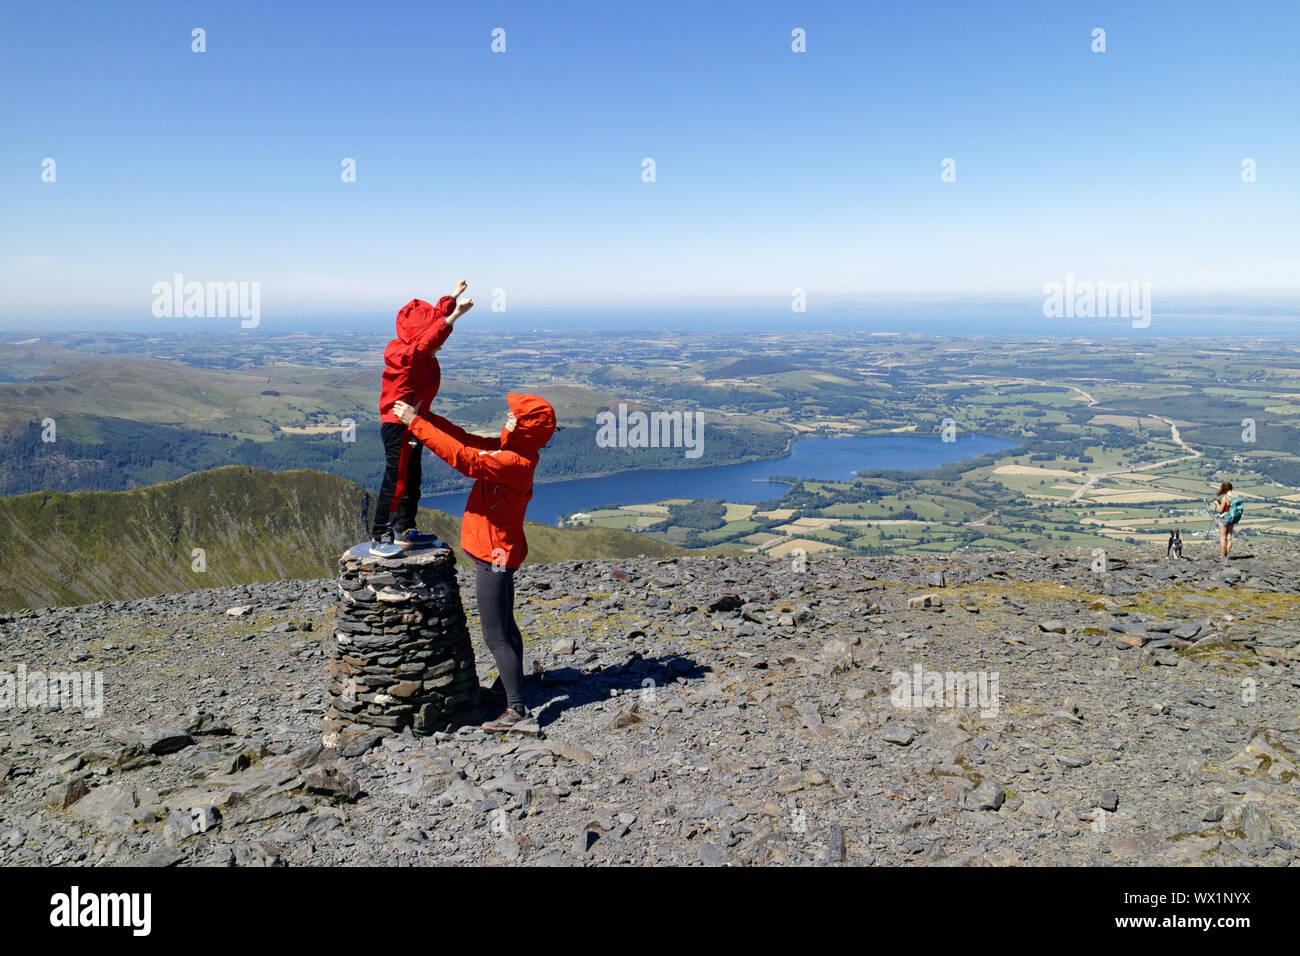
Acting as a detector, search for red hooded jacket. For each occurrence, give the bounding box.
[379,297,457,424]
[408,393,557,568]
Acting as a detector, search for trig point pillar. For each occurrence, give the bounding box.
[323,544,479,747]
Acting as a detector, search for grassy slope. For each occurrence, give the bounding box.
[0,466,680,611]
[0,357,377,439]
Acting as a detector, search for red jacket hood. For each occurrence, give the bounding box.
[502,392,556,453]
[396,296,457,344]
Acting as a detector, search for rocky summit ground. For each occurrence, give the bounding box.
[1,539,1298,867]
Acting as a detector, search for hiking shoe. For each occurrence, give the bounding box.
[482,708,527,732]
[368,534,403,558]
[393,527,438,550]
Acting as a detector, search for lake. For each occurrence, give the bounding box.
[420,432,1017,526]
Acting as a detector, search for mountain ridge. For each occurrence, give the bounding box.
[0,466,680,611]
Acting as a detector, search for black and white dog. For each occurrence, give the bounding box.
[1165,529,1184,559]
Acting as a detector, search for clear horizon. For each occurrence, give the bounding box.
[2,294,1296,337]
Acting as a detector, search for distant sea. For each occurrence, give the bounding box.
[430,302,1300,338]
[8,300,1297,337]
[229,307,1300,338]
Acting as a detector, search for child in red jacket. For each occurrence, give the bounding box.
[369,283,474,555]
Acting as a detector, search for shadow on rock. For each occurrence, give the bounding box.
[450,652,708,730]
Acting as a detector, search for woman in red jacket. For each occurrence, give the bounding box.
[392,392,556,731]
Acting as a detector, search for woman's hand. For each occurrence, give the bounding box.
[454,279,468,298]
[392,401,417,425]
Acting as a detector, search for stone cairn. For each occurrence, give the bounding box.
[323,545,479,747]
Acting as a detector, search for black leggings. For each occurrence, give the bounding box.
[475,560,525,711]
[372,421,422,537]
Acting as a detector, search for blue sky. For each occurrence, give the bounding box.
[2,0,1298,330]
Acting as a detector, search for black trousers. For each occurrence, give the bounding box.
[371,421,422,537]
[475,560,525,712]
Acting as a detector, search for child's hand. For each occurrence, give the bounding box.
[454,279,468,297]
[446,299,474,327]
[391,401,416,425]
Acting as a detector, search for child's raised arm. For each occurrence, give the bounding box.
[410,295,471,354]
[445,297,474,328]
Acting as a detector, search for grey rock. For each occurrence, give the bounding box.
[1240,806,1272,845]
[699,841,726,865]
[128,845,186,867]
[108,724,194,756]
[883,726,916,746]
[57,778,90,809]
[822,823,849,864]
[302,765,360,802]
[68,784,139,833]
[969,780,1005,811]
[1022,798,1056,820]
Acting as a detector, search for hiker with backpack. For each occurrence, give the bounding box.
[1212,481,1243,557]
[391,392,557,732]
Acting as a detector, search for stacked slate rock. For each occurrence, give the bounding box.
[323,545,479,747]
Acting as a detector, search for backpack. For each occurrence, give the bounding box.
[1228,497,1245,525]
